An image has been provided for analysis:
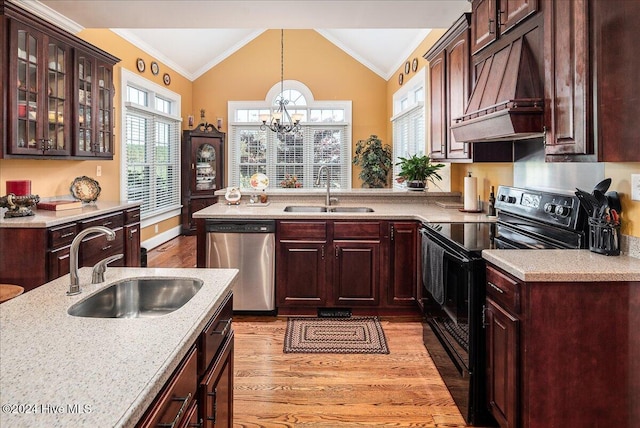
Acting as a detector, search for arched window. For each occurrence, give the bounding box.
[228,80,351,190]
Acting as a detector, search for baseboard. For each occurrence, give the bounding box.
[141,225,182,251]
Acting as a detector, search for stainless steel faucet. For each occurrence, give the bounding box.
[91,253,123,284]
[315,165,338,206]
[68,226,116,295]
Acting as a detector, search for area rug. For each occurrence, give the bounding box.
[283,317,389,354]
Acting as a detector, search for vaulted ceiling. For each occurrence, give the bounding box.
[28,0,471,81]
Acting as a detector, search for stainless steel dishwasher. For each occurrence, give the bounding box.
[205,219,276,311]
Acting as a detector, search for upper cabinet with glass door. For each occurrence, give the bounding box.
[1,0,120,159]
[9,21,71,156]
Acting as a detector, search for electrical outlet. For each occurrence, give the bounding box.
[632,174,640,201]
[96,165,102,177]
[154,224,159,234]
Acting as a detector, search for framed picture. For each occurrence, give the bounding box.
[404,61,411,74]
[151,61,159,75]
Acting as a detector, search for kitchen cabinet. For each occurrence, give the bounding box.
[471,0,538,55]
[181,126,225,234]
[387,221,418,307]
[0,206,141,291]
[425,14,514,163]
[138,292,234,428]
[484,263,640,427]
[1,0,119,159]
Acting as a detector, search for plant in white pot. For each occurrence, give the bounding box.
[395,154,445,190]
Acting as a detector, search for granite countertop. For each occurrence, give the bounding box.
[482,249,640,282]
[0,267,237,428]
[0,201,141,228]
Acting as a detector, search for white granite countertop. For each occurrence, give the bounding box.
[0,201,141,228]
[482,249,640,282]
[0,267,237,428]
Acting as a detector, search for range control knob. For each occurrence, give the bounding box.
[507,196,517,204]
[544,203,556,213]
[499,194,507,202]
[554,205,571,217]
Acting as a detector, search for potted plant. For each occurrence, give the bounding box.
[352,135,393,188]
[396,154,445,190]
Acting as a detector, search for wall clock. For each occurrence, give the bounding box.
[150,61,159,75]
[136,58,145,73]
[404,61,411,74]
[412,57,418,72]
[398,73,404,85]
[163,73,171,86]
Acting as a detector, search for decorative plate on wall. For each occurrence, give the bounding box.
[136,58,145,73]
[163,73,171,86]
[150,61,159,75]
[398,73,404,85]
[412,57,418,72]
[404,61,411,74]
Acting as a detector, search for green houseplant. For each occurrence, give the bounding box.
[396,154,445,190]
[352,135,393,188]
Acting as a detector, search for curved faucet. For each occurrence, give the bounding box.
[68,226,116,296]
[315,165,338,207]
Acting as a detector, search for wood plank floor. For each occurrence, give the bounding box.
[148,236,468,427]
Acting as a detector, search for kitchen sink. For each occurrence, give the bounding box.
[329,207,374,213]
[67,277,203,318]
[283,206,328,212]
[283,206,374,213]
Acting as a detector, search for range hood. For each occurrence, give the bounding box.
[451,35,544,143]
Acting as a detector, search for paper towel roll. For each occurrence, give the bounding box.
[464,175,478,211]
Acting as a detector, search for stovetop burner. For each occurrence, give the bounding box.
[424,222,496,254]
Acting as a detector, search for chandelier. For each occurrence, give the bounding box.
[260,29,302,135]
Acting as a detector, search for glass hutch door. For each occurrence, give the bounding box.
[192,139,218,194]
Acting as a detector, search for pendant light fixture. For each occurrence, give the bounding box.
[260,29,302,135]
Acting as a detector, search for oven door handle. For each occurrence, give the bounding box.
[420,228,471,265]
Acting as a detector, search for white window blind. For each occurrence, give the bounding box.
[125,106,181,217]
[392,103,425,188]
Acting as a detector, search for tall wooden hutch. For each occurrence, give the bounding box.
[181,123,225,235]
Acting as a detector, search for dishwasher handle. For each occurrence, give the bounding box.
[205,219,276,233]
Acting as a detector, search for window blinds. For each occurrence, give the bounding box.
[392,103,425,188]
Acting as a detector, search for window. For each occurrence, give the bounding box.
[391,69,426,188]
[120,69,181,222]
[228,81,352,190]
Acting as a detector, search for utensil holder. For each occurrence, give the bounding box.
[588,217,620,256]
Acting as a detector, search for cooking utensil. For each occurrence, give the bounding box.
[575,188,598,217]
[593,189,609,219]
[593,178,612,194]
[605,191,622,213]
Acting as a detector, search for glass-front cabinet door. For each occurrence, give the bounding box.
[9,21,70,156]
[191,136,223,195]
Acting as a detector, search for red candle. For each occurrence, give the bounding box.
[6,180,31,196]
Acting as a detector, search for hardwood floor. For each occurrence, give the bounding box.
[148,236,467,427]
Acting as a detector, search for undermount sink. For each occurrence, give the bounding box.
[283,206,374,213]
[283,205,328,212]
[68,277,204,318]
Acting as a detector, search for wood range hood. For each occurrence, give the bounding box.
[451,34,544,143]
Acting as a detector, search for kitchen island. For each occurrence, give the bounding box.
[0,267,237,427]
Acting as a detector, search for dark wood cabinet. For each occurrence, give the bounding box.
[0,206,141,291]
[1,0,119,159]
[200,332,234,428]
[428,50,446,159]
[181,127,225,235]
[334,240,380,306]
[387,222,418,307]
[484,263,640,427]
[471,0,538,54]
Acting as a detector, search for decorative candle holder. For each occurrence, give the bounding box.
[0,193,40,218]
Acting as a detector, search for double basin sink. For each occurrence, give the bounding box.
[68,277,203,319]
[284,206,374,213]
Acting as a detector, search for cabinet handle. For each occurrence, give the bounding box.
[101,244,112,251]
[102,221,113,227]
[482,304,488,329]
[60,232,75,238]
[128,228,138,239]
[210,319,232,337]
[321,245,325,259]
[158,392,191,428]
[390,225,395,241]
[498,9,504,27]
[335,246,339,258]
[191,163,195,170]
[206,388,218,423]
[488,18,495,34]
[488,281,505,294]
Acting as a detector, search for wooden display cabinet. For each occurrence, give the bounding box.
[181,125,225,235]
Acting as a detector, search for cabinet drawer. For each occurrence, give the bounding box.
[137,346,198,428]
[199,292,233,377]
[278,221,327,240]
[79,212,124,230]
[80,228,124,267]
[124,208,141,225]
[334,221,381,239]
[48,223,77,248]
[486,265,521,314]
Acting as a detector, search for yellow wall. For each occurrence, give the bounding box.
[192,29,388,188]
